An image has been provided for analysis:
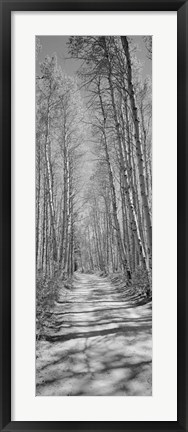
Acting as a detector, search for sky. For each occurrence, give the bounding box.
[36,35,152,80]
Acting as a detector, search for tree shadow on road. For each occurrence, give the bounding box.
[36,274,152,396]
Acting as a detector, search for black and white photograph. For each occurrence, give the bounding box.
[36,35,152,397]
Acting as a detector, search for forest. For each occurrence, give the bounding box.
[36,36,152,284]
[36,36,152,396]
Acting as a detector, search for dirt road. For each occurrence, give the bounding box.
[36,273,152,396]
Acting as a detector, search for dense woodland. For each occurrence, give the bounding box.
[36,36,152,295]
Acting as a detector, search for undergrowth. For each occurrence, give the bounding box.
[36,275,73,340]
[109,268,152,304]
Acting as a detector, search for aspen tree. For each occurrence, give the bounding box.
[121,36,152,266]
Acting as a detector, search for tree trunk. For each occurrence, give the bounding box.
[121,36,152,266]
[44,101,57,262]
[98,77,131,280]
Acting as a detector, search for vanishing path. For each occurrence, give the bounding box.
[36,273,152,396]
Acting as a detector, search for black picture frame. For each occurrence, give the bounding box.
[0,1,187,431]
